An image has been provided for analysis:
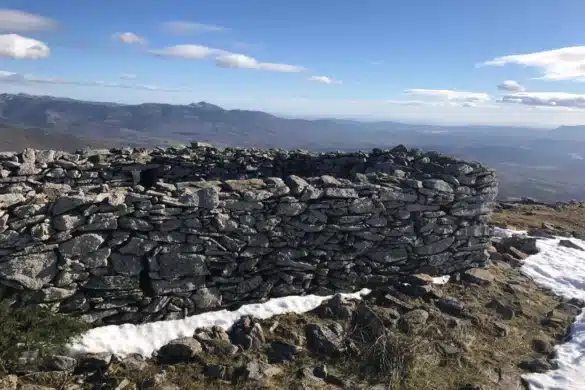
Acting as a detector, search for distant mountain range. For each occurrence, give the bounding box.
[0,92,584,202]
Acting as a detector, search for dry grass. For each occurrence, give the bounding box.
[491,203,585,232]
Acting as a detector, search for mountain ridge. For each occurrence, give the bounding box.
[0,92,584,203]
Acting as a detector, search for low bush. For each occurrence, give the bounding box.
[0,301,88,372]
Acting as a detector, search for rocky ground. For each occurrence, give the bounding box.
[0,203,584,390]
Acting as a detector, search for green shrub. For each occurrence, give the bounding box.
[0,301,89,372]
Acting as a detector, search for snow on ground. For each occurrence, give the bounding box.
[68,288,371,358]
[431,275,452,285]
[516,233,585,390]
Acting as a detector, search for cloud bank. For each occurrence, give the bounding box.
[482,46,585,82]
[0,70,188,92]
[151,44,306,73]
[0,9,57,32]
[150,44,222,59]
[0,34,50,59]
[406,89,491,103]
[499,92,585,109]
[162,21,228,35]
[216,53,305,72]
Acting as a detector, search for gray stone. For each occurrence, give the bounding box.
[243,360,283,380]
[53,214,86,231]
[324,187,358,198]
[151,278,205,294]
[157,253,209,279]
[212,213,236,231]
[18,162,40,175]
[519,358,558,373]
[119,237,156,256]
[83,276,140,290]
[0,193,25,208]
[79,213,119,231]
[52,195,95,216]
[111,253,143,276]
[46,355,77,371]
[0,230,21,248]
[414,236,455,255]
[0,251,58,290]
[286,175,309,194]
[462,268,494,285]
[40,287,76,301]
[378,188,418,202]
[423,179,453,193]
[559,239,584,251]
[60,234,105,257]
[178,187,220,209]
[36,150,56,164]
[77,353,112,371]
[349,198,376,214]
[31,223,52,241]
[191,287,222,309]
[119,217,154,231]
[305,323,345,356]
[82,247,111,268]
[157,337,203,363]
[277,201,307,216]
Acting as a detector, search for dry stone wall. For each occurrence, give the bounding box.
[0,143,498,325]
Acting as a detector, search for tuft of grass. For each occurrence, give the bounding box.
[0,301,89,373]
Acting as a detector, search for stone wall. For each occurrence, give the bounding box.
[0,143,498,325]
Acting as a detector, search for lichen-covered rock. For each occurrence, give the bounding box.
[0,251,58,290]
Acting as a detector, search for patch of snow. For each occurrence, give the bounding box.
[431,275,451,285]
[491,226,528,237]
[520,236,585,390]
[68,288,371,358]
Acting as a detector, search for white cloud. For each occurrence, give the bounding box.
[406,88,491,103]
[0,34,50,59]
[499,91,585,109]
[114,32,147,45]
[215,53,305,72]
[0,9,57,32]
[309,75,342,84]
[150,45,305,73]
[386,99,482,108]
[120,74,137,80]
[0,70,188,92]
[162,21,227,35]
[481,46,585,81]
[497,80,526,92]
[150,44,221,59]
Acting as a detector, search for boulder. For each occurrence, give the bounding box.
[157,337,203,364]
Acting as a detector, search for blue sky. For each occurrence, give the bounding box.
[2,0,585,127]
